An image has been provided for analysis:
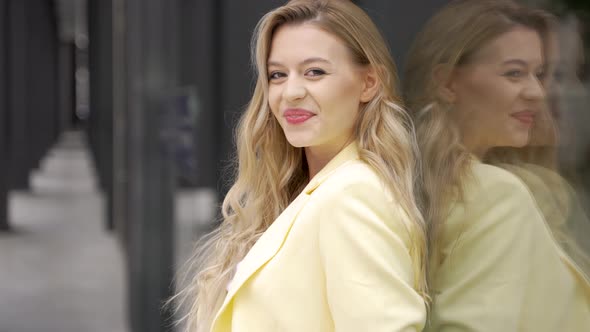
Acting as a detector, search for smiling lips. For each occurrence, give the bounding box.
[284,108,316,124]
[511,111,536,125]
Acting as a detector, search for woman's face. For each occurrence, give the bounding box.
[447,26,546,156]
[267,23,373,154]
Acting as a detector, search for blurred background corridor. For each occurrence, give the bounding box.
[1,131,127,332]
[0,0,588,331]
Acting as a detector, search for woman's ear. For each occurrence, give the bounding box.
[433,64,457,103]
[360,65,381,103]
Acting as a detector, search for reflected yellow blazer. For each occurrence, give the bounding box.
[427,161,590,332]
[210,143,426,332]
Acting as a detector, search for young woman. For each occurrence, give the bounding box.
[173,1,428,331]
[402,0,590,330]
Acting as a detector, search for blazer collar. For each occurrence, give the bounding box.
[303,141,361,194]
[210,142,361,331]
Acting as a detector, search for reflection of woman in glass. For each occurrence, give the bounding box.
[403,0,590,330]
[173,1,428,331]
[486,14,590,280]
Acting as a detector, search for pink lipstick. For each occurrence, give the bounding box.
[511,111,535,125]
[284,108,315,125]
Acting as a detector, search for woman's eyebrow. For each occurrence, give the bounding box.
[267,57,332,67]
[501,59,530,66]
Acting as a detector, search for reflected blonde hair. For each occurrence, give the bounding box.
[402,0,551,273]
[172,0,428,331]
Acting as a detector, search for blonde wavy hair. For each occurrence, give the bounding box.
[402,0,551,273]
[172,0,428,331]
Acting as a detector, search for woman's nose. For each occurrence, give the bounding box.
[523,74,546,101]
[282,77,307,102]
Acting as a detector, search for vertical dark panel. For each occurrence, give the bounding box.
[87,0,99,215]
[8,0,30,190]
[27,0,59,169]
[125,0,178,330]
[112,0,127,241]
[88,0,114,230]
[358,0,449,78]
[49,0,60,144]
[57,42,75,134]
[0,0,8,230]
[217,0,282,196]
[179,0,217,188]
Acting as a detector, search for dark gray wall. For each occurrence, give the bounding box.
[217,0,284,195]
[179,0,282,194]
[88,0,114,230]
[6,0,60,192]
[124,0,178,330]
[179,0,218,188]
[0,0,7,230]
[27,0,59,169]
[359,0,449,77]
[8,0,31,190]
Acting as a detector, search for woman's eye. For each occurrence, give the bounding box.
[504,70,524,78]
[268,71,286,80]
[305,68,326,77]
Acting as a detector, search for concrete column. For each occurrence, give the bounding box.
[0,0,8,230]
[178,0,218,189]
[88,0,114,230]
[112,0,127,241]
[7,0,31,190]
[124,0,179,330]
[27,0,59,169]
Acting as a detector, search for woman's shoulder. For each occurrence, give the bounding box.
[307,159,409,225]
[316,159,385,195]
[446,161,543,236]
[304,159,397,214]
[466,161,533,199]
[471,161,528,186]
[307,159,413,244]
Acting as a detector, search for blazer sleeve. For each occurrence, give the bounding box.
[317,181,426,332]
[427,171,540,331]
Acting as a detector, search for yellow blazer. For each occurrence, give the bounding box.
[500,163,590,277]
[210,143,426,332]
[427,160,590,332]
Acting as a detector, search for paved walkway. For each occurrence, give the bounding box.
[0,131,128,332]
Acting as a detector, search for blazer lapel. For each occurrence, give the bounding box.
[210,142,361,330]
[211,192,310,329]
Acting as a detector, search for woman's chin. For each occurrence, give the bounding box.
[284,135,313,149]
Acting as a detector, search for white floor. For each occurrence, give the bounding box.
[0,131,128,332]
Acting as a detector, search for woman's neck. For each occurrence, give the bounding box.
[471,146,488,160]
[304,138,353,179]
[463,137,489,161]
